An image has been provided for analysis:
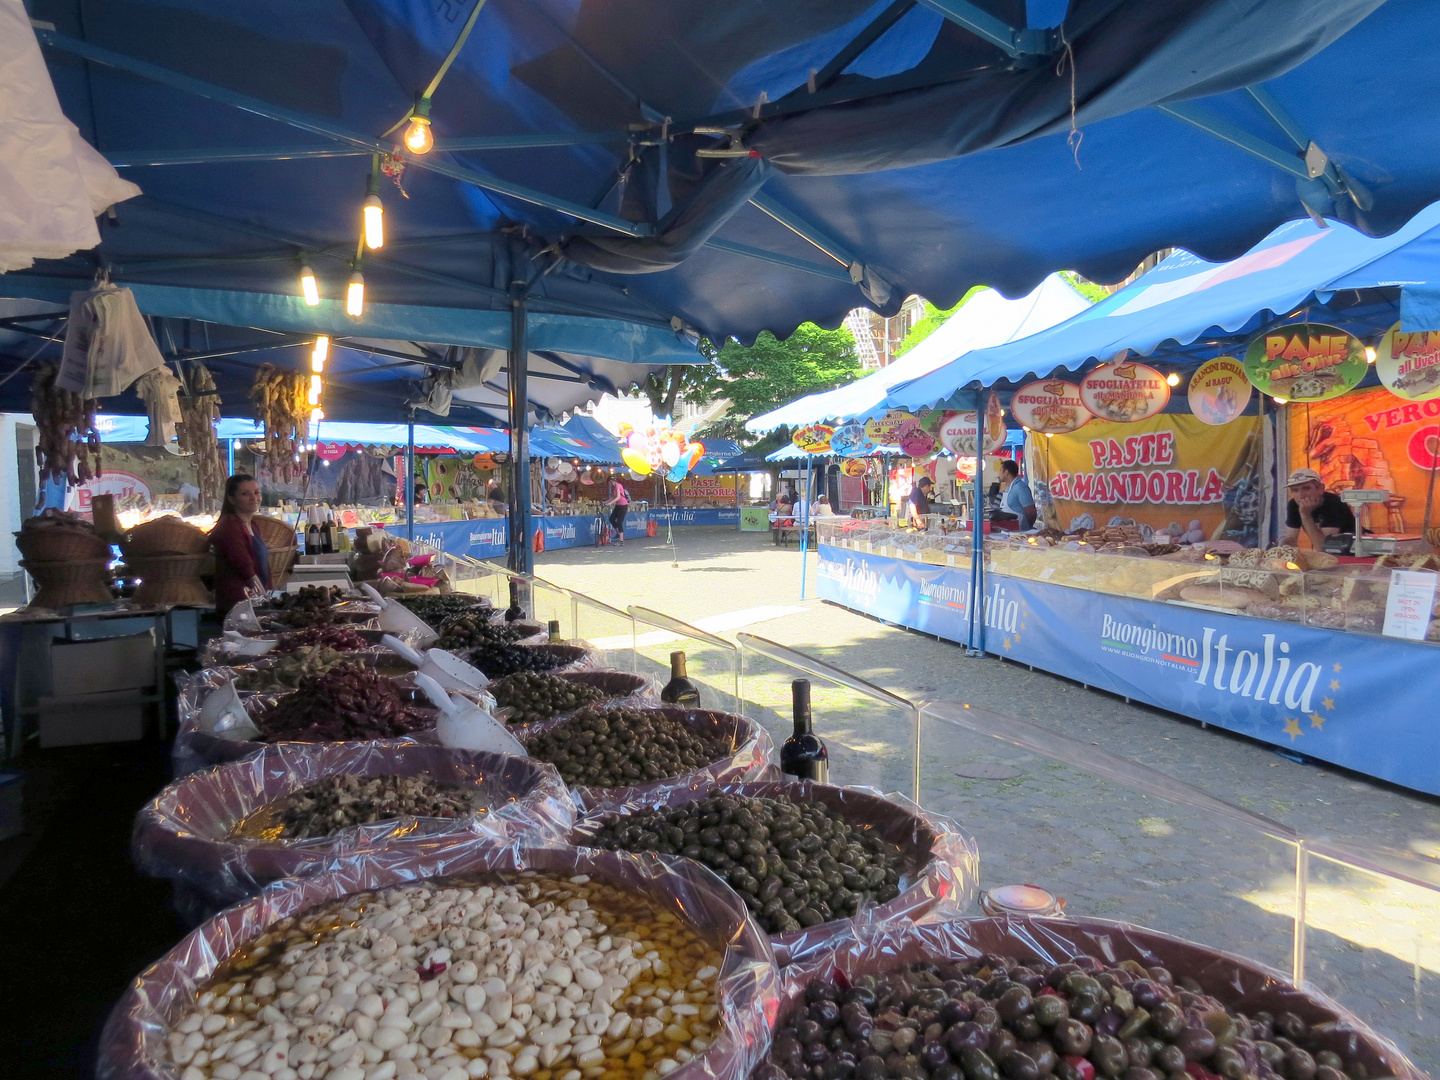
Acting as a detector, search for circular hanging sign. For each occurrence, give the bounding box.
[1376,322,1440,400]
[829,423,875,457]
[1186,356,1252,425]
[1242,323,1367,402]
[792,423,834,453]
[895,415,939,457]
[937,394,1006,456]
[314,440,349,462]
[1079,361,1170,422]
[1011,380,1092,434]
[863,409,914,446]
[840,457,868,477]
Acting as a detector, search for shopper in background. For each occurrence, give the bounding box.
[604,475,630,544]
[992,459,1036,530]
[1283,467,1355,549]
[908,475,934,527]
[209,473,271,617]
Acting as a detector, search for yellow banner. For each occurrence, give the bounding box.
[1028,412,1263,544]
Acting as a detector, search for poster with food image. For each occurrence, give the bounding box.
[792,423,834,453]
[1242,323,1367,402]
[1011,380,1092,434]
[1375,322,1440,401]
[829,423,875,457]
[1079,360,1170,422]
[937,393,1006,455]
[1186,356,1252,425]
[895,411,940,456]
[863,409,915,447]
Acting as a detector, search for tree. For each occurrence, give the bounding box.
[1059,270,1110,302]
[638,364,712,420]
[893,286,985,356]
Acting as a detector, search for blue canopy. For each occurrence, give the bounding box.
[529,415,625,463]
[747,273,1090,431]
[887,200,1440,406]
[94,413,509,452]
[15,0,1440,350]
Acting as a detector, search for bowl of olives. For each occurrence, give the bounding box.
[754,917,1425,1080]
[492,670,654,726]
[574,782,978,962]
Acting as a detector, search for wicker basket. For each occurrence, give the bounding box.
[123,516,210,557]
[21,558,113,608]
[130,554,211,606]
[251,515,298,551]
[268,545,297,589]
[1427,527,1440,550]
[15,526,109,564]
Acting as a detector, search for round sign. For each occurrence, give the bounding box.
[76,470,152,512]
[1376,322,1440,401]
[937,394,1006,456]
[863,410,914,447]
[1011,380,1092,434]
[840,458,867,477]
[1079,361,1170,422]
[314,440,349,462]
[895,417,939,457]
[1186,356,1252,425]
[792,423,834,453]
[829,423,875,457]
[1242,323,1367,402]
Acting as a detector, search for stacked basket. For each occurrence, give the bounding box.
[15,517,113,608]
[122,517,211,606]
[251,514,297,588]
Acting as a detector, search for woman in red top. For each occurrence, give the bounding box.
[604,476,630,544]
[209,474,271,616]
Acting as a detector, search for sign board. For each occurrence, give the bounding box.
[740,506,770,531]
[1383,569,1438,640]
[1011,380,1091,434]
[1243,323,1366,402]
[1186,356,1252,425]
[1375,322,1440,401]
[1080,361,1170,422]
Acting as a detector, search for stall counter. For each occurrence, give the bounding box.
[404,508,650,560]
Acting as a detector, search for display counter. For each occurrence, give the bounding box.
[815,519,1440,795]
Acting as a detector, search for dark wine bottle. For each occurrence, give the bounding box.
[547,619,562,643]
[780,678,829,782]
[660,650,701,707]
[305,520,321,557]
[320,515,334,554]
[504,578,524,622]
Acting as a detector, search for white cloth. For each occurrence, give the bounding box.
[135,365,182,446]
[0,1,140,272]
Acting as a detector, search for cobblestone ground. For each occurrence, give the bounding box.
[530,526,1440,1073]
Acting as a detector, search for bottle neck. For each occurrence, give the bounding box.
[670,652,687,679]
[791,679,812,734]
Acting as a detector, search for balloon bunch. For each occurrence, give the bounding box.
[618,423,705,482]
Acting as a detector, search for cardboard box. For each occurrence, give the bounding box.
[50,630,156,696]
[38,690,146,747]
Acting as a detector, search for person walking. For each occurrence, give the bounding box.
[604,475,630,544]
[209,473,272,617]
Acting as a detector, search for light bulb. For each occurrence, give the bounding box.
[1364,346,1377,364]
[1165,372,1181,387]
[299,265,320,306]
[362,193,384,250]
[310,408,325,423]
[308,376,322,407]
[1273,395,1289,405]
[346,271,365,317]
[404,115,433,154]
[311,335,329,373]
[1044,432,1054,439]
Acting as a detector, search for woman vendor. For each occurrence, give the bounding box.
[209,474,271,616]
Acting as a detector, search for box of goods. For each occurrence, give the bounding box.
[97,845,779,1080]
[51,629,156,695]
[38,689,146,747]
[572,779,978,964]
[754,917,1424,1080]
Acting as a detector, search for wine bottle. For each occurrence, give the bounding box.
[780,679,829,782]
[305,518,321,557]
[320,514,334,554]
[504,578,524,622]
[548,619,562,643]
[660,650,701,707]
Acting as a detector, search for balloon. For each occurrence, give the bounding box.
[622,448,652,475]
[666,461,689,483]
[617,422,633,439]
[685,441,705,468]
[661,441,682,467]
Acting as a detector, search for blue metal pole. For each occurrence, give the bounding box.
[404,421,415,542]
[799,456,812,598]
[966,390,986,657]
[226,438,235,477]
[507,291,533,574]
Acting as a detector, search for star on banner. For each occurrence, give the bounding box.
[1309,713,1326,730]
[1333,663,1343,672]
[1322,697,1335,710]
[1329,680,1340,691]
[1283,717,1303,741]
[1002,637,1012,652]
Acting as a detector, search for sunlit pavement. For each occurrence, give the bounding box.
[535,525,1440,1072]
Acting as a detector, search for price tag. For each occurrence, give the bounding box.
[1040,567,1056,580]
[1382,569,1438,640]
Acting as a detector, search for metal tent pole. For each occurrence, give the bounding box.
[799,455,813,598]
[226,438,235,476]
[404,420,415,542]
[507,290,532,574]
[966,390,986,657]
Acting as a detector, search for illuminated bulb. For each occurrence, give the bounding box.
[346,271,365,317]
[362,193,384,249]
[1044,432,1054,439]
[308,381,321,408]
[1364,346,1377,364]
[299,265,320,306]
[1165,372,1181,387]
[310,408,325,423]
[403,114,433,154]
[311,335,329,373]
[1273,395,1289,405]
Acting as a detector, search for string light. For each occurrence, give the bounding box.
[1165,371,1181,387]
[311,408,325,423]
[299,264,320,306]
[1364,346,1377,364]
[346,271,365,317]
[311,336,329,373]
[1273,395,1289,405]
[308,375,323,407]
[403,97,434,154]
[362,193,384,250]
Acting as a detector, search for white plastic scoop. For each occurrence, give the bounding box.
[197,680,261,742]
[378,598,439,647]
[382,634,490,691]
[414,672,525,757]
[219,630,275,658]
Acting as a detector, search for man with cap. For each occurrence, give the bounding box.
[1283,468,1355,550]
[908,475,934,527]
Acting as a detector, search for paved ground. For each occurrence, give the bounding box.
[532,526,1440,1074]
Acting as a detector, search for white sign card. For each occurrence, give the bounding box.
[1382,569,1438,640]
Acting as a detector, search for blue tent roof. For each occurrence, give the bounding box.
[529,415,625,462]
[15,0,1440,352]
[747,273,1090,431]
[887,200,1440,406]
[95,413,509,451]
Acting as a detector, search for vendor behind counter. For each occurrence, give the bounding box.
[1283,467,1356,549]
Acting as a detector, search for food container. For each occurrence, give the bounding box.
[769,917,1425,1080]
[129,553,210,606]
[20,557,113,608]
[122,516,211,557]
[572,780,978,963]
[133,742,577,920]
[492,669,658,725]
[97,845,780,1080]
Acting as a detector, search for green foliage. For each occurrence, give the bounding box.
[1059,270,1110,302]
[894,286,985,356]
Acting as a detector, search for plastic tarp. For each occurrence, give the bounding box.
[0,0,138,272]
[93,414,510,453]
[748,275,1091,431]
[530,415,625,463]
[888,201,1440,405]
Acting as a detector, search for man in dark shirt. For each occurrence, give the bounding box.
[908,475,934,526]
[1283,467,1355,549]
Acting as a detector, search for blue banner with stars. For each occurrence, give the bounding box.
[816,544,1440,796]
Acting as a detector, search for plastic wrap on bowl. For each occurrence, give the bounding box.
[523,705,779,812]
[134,742,576,917]
[572,780,978,964]
[97,845,780,1080]
[769,917,1426,1080]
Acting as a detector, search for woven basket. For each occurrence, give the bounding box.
[15,526,109,564]
[251,515,298,551]
[130,554,210,606]
[1427,527,1440,550]
[21,558,113,608]
[123,516,210,557]
[268,545,297,588]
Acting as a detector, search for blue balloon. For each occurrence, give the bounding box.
[666,461,689,482]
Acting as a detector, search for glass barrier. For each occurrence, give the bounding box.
[526,576,574,638]
[571,592,636,671]
[628,606,742,717]
[736,631,921,800]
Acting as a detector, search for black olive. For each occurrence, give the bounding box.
[1154,1045,1185,1073]
[990,1030,1018,1062]
[813,1000,843,1029]
[960,1049,1001,1080]
[797,1019,825,1044]
[1053,1019,1092,1058]
[1174,1028,1217,1063]
[948,1022,991,1055]
[1033,995,1069,1028]
[1148,1003,1185,1041]
[1022,1041,1057,1075]
[998,987,1034,1022]
[1090,1035,1128,1079]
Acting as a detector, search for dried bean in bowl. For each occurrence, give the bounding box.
[161,872,727,1080]
[525,706,733,789]
[229,773,488,840]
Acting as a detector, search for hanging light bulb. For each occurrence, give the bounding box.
[403,97,434,154]
[309,375,323,407]
[311,335,330,373]
[346,271,365,317]
[1364,346,1377,364]
[1273,395,1289,405]
[299,264,320,307]
[1165,371,1181,387]
[362,193,384,250]
[310,407,325,424]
